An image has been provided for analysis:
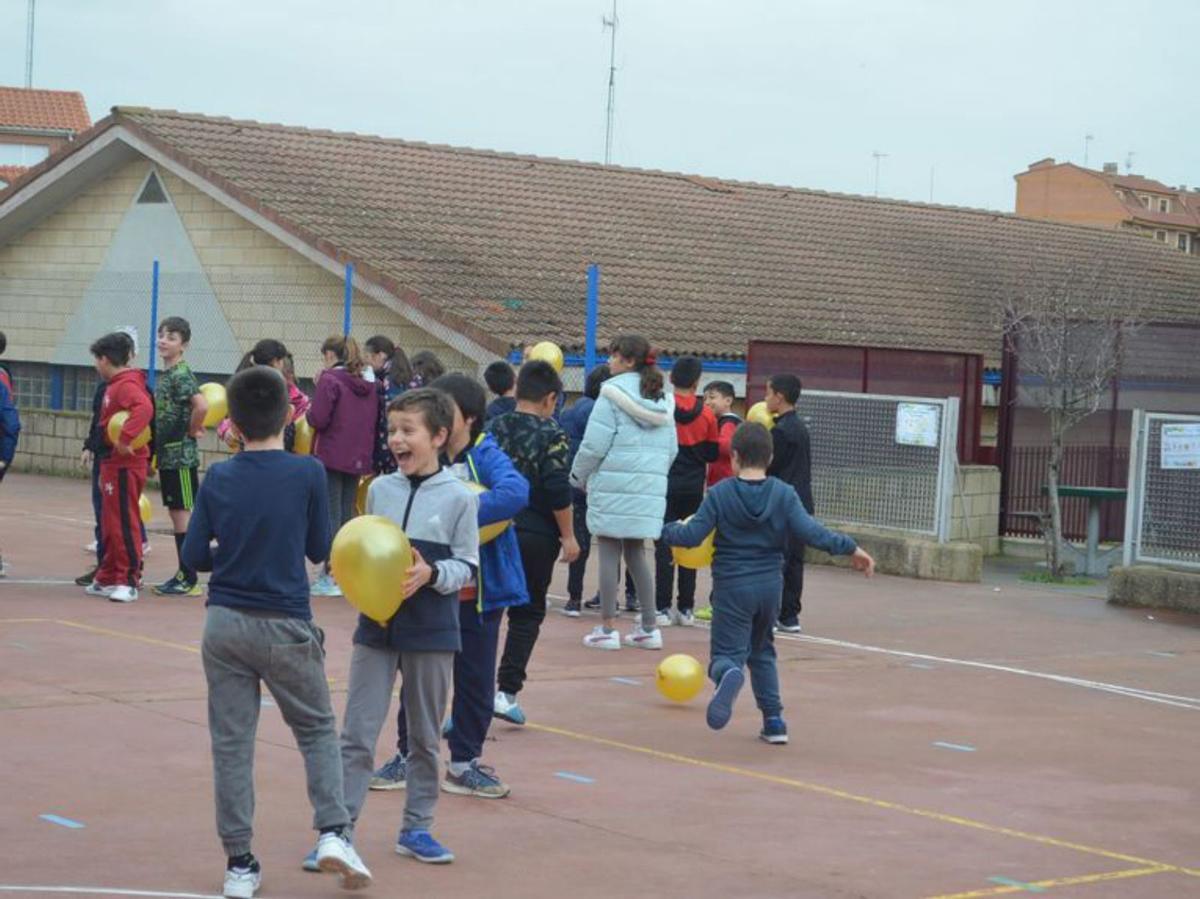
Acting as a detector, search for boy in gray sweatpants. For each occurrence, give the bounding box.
[183,366,372,899]
[337,388,479,864]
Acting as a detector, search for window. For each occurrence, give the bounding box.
[8,362,52,409]
[1158,197,1170,213]
[1179,233,1190,252]
[1140,195,1151,208]
[137,171,168,204]
[1155,230,1167,242]
[0,142,50,166]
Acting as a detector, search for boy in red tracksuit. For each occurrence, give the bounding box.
[90,331,153,603]
[703,380,741,488]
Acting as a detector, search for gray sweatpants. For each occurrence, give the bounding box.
[341,643,454,833]
[324,469,358,571]
[597,536,656,630]
[201,605,349,858]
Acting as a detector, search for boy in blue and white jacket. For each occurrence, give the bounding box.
[337,388,479,866]
[372,373,529,800]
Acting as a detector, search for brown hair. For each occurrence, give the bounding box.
[609,334,664,400]
[320,335,365,377]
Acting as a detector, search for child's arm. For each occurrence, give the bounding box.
[660,490,718,547]
[288,382,312,423]
[766,425,792,478]
[180,483,215,572]
[783,489,861,559]
[306,463,333,564]
[188,392,208,438]
[697,409,719,464]
[544,429,579,561]
[478,448,529,526]
[569,393,616,488]
[115,381,154,455]
[406,490,480,597]
[796,422,814,512]
[305,375,338,432]
[717,418,735,463]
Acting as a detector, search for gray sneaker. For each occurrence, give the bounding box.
[370,753,407,790]
[442,761,511,799]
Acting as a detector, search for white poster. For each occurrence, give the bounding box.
[1160,423,1200,470]
[895,403,940,448]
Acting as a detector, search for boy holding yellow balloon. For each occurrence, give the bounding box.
[152,317,209,597]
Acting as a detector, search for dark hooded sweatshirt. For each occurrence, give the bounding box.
[667,392,718,495]
[307,366,380,476]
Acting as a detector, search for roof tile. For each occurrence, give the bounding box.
[0,86,91,133]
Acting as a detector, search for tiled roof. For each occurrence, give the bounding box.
[5,108,1200,361]
[0,165,24,186]
[0,87,91,133]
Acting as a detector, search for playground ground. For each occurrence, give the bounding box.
[1,471,1197,899]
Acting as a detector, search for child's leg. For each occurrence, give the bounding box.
[595,536,622,623]
[496,529,557,697]
[97,463,143,586]
[747,591,784,718]
[90,458,103,566]
[201,606,266,858]
[447,604,502,765]
[164,467,199,584]
[399,650,454,832]
[780,535,805,624]
[259,616,350,834]
[323,470,354,571]
[653,497,679,614]
[707,579,754,682]
[340,643,401,833]
[566,495,590,603]
[622,539,657,631]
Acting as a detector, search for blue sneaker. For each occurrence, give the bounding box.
[310,573,342,597]
[395,829,455,864]
[301,848,320,872]
[442,761,511,799]
[760,715,789,745]
[493,691,526,726]
[705,667,745,730]
[369,753,407,791]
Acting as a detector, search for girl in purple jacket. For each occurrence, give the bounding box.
[308,335,380,596]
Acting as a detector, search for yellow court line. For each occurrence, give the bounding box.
[53,619,202,655]
[525,722,1200,878]
[0,618,58,625]
[924,865,1173,898]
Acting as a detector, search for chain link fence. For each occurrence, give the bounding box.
[1124,410,1200,570]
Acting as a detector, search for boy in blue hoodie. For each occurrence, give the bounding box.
[661,422,874,745]
[370,373,529,799]
[336,388,479,866]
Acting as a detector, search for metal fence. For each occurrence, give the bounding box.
[1123,411,1200,570]
[801,389,959,541]
[1004,445,1128,542]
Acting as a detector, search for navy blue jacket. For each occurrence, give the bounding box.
[0,377,19,467]
[456,433,530,612]
[661,476,855,583]
[559,395,595,499]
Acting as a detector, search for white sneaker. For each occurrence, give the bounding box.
[623,626,663,650]
[493,691,526,726]
[582,626,621,651]
[142,541,152,555]
[109,585,138,603]
[85,582,116,598]
[223,864,261,899]
[83,540,98,554]
[677,609,696,627]
[310,573,343,597]
[316,831,372,890]
[654,611,673,628]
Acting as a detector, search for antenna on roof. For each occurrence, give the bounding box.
[24,0,36,88]
[1083,133,1094,168]
[1124,150,1136,174]
[602,0,618,165]
[872,150,888,197]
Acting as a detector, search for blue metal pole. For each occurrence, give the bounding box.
[585,263,600,374]
[148,259,160,392]
[343,263,354,337]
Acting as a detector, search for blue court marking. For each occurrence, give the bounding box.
[610,676,642,686]
[40,814,85,829]
[987,875,1046,892]
[932,741,976,753]
[554,771,596,784]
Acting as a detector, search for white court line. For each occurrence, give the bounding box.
[0,888,219,898]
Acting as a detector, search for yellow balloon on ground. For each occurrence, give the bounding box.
[656,653,706,703]
[199,382,227,428]
[670,517,715,569]
[465,481,511,544]
[354,475,375,516]
[106,411,151,449]
[293,415,315,455]
[527,341,564,373]
[746,401,774,430]
[330,515,414,625]
[138,493,153,524]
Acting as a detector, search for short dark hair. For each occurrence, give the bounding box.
[516,360,562,403]
[703,380,735,400]
[364,335,396,358]
[731,422,773,469]
[0,331,7,355]
[431,372,487,442]
[227,367,289,441]
[410,350,446,384]
[90,332,135,367]
[483,360,515,397]
[670,355,703,389]
[583,363,612,400]
[158,316,191,343]
[387,387,454,438]
[768,373,802,405]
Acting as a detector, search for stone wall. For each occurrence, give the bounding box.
[949,464,1000,555]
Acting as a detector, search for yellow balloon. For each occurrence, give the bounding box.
[655,653,706,703]
[527,341,564,373]
[670,516,715,569]
[106,410,152,450]
[293,415,315,455]
[199,382,228,428]
[746,401,774,430]
[465,481,512,544]
[138,493,153,524]
[354,475,375,516]
[330,515,414,625]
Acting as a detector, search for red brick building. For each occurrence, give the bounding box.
[1015,158,1200,254]
[0,87,91,189]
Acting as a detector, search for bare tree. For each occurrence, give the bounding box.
[1001,263,1142,578]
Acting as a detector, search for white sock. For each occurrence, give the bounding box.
[448,759,474,777]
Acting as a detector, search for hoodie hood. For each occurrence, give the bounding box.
[327,366,376,397]
[673,392,705,425]
[601,372,673,429]
[727,477,786,527]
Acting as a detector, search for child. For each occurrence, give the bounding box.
[571,336,676,651]
[88,331,153,603]
[371,373,529,798]
[152,316,208,596]
[482,360,517,423]
[661,422,874,744]
[558,363,610,616]
[218,341,310,452]
[764,373,813,633]
[0,349,19,576]
[703,380,741,488]
[364,335,405,476]
[182,366,371,897]
[409,350,446,388]
[307,336,380,597]
[487,361,580,725]
[336,388,479,864]
[655,355,718,628]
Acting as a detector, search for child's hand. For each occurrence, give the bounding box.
[190,425,206,439]
[850,548,875,578]
[403,548,433,597]
[114,440,133,457]
[559,535,581,564]
[80,449,93,468]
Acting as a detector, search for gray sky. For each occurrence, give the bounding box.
[3,0,1196,211]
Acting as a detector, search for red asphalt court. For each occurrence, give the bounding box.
[1,472,1198,899]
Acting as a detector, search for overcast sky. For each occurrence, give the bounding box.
[2,0,1196,211]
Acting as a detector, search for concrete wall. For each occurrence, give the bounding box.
[950,464,1000,555]
[1014,165,1125,229]
[1109,565,1200,614]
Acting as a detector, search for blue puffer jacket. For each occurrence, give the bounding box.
[458,433,531,612]
[569,371,677,540]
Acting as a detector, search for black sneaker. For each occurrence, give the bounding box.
[583,595,601,610]
[776,616,802,634]
[561,597,582,617]
[75,566,99,587]
[624,595,641,613]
